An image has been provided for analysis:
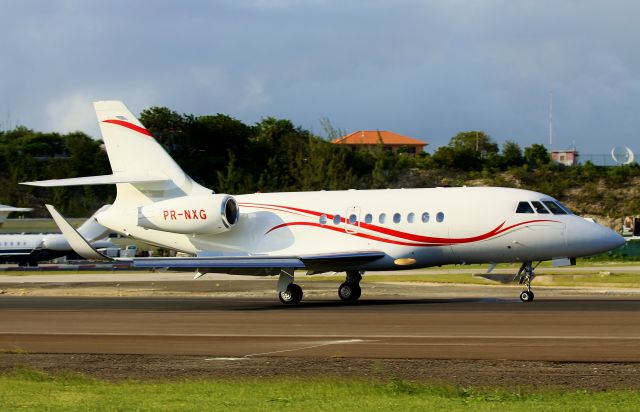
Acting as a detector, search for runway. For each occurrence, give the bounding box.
[1,294,639,362]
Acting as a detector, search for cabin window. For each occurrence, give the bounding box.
[542,201,567,215]
[531,201,550,214]
[364,213,373,224]
[393,213,401,224]
[407,212,415,223]
[319,214,327,225]
[379,213,387,224]
[436,212,445,222]
[422,212,430,223]
[333,214,341,225]
[516,201,534,214]
[349,214,357,224]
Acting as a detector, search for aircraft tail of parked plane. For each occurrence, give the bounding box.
[0,205,33,227]
[23,101,625,304]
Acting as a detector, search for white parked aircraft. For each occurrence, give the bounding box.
[0,205,114,266]
[24,101,624,303]
[0,205,32,227]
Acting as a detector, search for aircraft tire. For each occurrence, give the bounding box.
[338,282,361,302]
[279,283,303,304]
[519,290,534,302]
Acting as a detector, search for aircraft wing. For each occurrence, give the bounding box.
[131,251,385,275]
[44,204,385,275]
[0,251,33,257]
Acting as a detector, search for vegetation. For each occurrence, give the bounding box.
[0,367,639,411]
[2,107,640,221]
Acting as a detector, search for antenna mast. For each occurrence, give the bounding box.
[548,91,553,149]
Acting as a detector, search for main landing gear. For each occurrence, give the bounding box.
[516,261,539,302]
[279,283,303,304]
[277,269,303,304]
[338,270,362,303]
[276,269,364,304]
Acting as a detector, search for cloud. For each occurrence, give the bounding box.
[1,0,640,154]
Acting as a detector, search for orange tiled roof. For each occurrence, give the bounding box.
[332,130,426,146]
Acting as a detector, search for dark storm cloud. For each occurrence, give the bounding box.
[1,0,639,154]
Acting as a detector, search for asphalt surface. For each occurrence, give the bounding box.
[1,293,639,362]
[1,274,640,388]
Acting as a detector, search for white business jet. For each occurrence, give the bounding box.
[0,205,114,266]
[23,101,624,303]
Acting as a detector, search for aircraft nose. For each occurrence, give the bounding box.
[602,226,626,251]
[567,218,625,256]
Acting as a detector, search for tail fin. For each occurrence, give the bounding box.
[0,205,32,227]
[22,101,211,201]
[94,101,184,184]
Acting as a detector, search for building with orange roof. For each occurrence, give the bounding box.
[332,130,427,155]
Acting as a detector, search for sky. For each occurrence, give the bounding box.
[1,0,639,156]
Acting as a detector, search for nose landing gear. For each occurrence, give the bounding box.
[516,261,539,302]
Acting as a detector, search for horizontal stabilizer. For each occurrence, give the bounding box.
[21,173,170,187]
[0,205,33,213]
[45,204,111,261]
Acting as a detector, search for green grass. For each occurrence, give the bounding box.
[0,218,85,233]
[307,271,640,288]
[0,367,638,411]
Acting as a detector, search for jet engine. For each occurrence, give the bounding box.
[137,194,239,235]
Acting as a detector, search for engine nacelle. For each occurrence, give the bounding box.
[137,194,239,235]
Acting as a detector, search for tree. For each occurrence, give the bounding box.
[449,131,499,158]
[524,144,550,167]
[501,140,524,168]
[139,107,188,155]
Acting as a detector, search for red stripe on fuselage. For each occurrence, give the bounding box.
[103,119,153,137]
[240,202,560,246]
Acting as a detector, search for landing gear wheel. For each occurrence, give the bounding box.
[279,283,303,304]
[519,290,534,302]
[338,282,361,302]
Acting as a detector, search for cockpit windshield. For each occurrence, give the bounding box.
[516,199,574,215]
[530,201,550,214]
[542,201,567,215]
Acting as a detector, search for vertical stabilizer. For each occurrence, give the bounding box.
[93,101,208,197]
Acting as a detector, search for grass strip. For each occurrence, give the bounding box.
[0,367,639,411]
